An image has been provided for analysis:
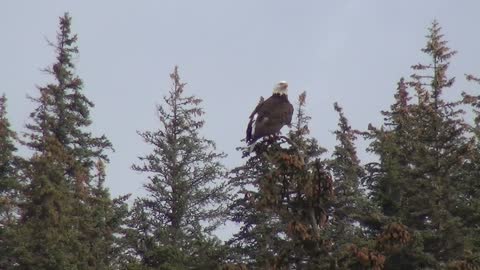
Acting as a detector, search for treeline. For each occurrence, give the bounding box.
[1,13,480,270]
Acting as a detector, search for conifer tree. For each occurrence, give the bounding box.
[322,102,386,269]
[455,75,480,268]
[0,94,20,268]
[330,102,372,231]
[227,135,290,267]
[15,13,121,269]
[228,92,337,269]
[365,78,413,221]
[88,160,130,270]
[365,21,480,268]
[124,66,228,269]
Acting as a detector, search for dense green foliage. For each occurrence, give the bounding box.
[1,13,127,270]
[1,14,479,270]
[0,95,20,268]
[363,21,480,269]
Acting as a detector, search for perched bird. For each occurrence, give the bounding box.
[246,81,294,145]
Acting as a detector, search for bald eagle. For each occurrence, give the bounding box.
[246,81,294,145]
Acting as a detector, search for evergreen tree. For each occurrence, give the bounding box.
[365,21,480,268]
[227,96,290,268]
[455,74,480,268]
[330,102,372,233]
[15,13,121,269]
[228,92,337,269]
[227,136,292,268]
[88,160,130,270]
[16,142,81,269]
[325,102,385,269]
[0,94,21,268]
[124,66,228,269]
[365,78,413,221]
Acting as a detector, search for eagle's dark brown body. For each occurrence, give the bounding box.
[246,93,294,144]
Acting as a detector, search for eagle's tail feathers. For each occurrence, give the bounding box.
[246,118,254,143]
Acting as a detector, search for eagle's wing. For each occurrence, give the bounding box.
[284,102,294,126]
[246,96,265,142]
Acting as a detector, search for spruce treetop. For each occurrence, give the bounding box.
[125,66,228,269]
[24,13,111,176]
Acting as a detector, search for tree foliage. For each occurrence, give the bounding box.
[0,95,21,268]
[364,21,480,269]
[228,92,338,269]
[12,13,124,270]
[123,66,228,269]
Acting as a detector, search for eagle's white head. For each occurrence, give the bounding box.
[273,81,289,95]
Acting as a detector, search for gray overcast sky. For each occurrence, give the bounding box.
[1,1,479,204]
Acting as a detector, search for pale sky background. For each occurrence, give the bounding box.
[1,1,479,239]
